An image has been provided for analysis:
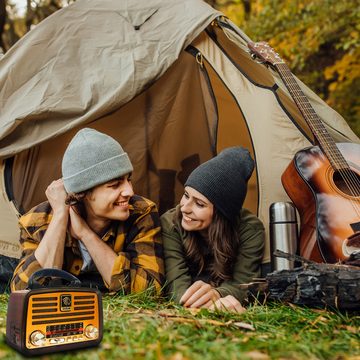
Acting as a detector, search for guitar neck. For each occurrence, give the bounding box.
[276,63,349,170]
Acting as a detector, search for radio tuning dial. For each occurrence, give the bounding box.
[30,331,46,347]
[84,325,99,339]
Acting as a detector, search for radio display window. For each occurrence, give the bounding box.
[46,322,83,338]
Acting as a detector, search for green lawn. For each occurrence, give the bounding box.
[0,291,359,360]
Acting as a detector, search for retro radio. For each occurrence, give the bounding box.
[6,269,103,356]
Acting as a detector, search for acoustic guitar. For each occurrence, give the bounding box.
[248,41,360,263]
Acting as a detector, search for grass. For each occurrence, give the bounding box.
[0,290,359,360]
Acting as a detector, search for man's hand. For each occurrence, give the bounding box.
[180,280,220,308]
[34,179,69,269]
[69,207,93,241]
[209,295,246,313]
[45,179,68,214]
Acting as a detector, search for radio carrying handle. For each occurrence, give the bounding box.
[28,268,81,289]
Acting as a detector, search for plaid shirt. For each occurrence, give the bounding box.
[11,195,165,293]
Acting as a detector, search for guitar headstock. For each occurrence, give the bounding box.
[248,41,285,66]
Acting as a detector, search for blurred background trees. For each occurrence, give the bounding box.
[217,0,359,137]
[0,0,358,136]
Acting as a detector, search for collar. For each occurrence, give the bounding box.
[102,222,118,242]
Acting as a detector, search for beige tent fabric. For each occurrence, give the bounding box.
[192,30,359,262]
[0,2,358,262]
[218,24,359,144]
[0,0,220,158]
[11,51,215,213]
[4,49,216,258]
[0,163,20,257]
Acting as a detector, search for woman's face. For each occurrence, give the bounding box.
[84,174,134,221]
[180,186,214,231]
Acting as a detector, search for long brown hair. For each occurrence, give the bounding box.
[176,207,240,286]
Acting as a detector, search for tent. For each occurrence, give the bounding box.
[0,0,358,264]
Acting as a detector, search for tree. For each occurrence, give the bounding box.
[0,0,6,51]
[219,0,360,136]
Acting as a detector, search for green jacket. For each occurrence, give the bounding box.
[161,206,265,303]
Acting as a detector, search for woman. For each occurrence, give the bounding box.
[161,147,265,312]
[11,128,164,293]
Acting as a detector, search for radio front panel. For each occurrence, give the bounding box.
[25,291,101,350]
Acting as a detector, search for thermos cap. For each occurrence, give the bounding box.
[269,202,297,223]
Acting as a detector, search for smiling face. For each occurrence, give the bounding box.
[84,174,134,222]
[180,186,214,232]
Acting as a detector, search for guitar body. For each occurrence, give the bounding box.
[248,41,360,263]
[282,142,360,262]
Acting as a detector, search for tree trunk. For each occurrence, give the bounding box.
[0,0,6,52]
[242,0,251,20]
[26,0,34,32]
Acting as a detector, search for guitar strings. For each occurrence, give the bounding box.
[277,64,360,218]
[279,66,360,218]
[278,65,358,184]
[280,69,360,214]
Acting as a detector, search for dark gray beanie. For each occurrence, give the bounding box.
[185,147,254,222]
[62,128,133,193]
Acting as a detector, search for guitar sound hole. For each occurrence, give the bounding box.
[333,170,360,197]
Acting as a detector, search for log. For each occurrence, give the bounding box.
[243,251,360,310]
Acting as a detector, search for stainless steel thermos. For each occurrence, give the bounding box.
[269,202,298,271]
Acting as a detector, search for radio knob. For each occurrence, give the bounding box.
[30,331,46,347]
[84,325,99,339]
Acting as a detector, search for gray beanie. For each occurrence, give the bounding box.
[62,128,133,193]
[185,147,254,222]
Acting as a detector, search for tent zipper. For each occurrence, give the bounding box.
[186,46,218,155]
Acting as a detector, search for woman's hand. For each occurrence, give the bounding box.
[45,179,69,215]
[209,295,246,313]
[180,280,221,308]
[69,207,93,241]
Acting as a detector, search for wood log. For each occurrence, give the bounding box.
[243,251,360,310]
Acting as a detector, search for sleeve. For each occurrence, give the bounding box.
[11,226,43,291]
[161,216,192,303]
[108,204,165,294]
[215,213,265,303]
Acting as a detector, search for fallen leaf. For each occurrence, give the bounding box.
[170,352,189,360]
[233,322,255,331]
[312,309,327,314]
[166,317,201,326]
[230,337,242,343]
[240,336,250,343]
[101,342,112,350]
[310,315,328,326]
[157,310,179,317]
[199,319,227,326]
[339,325,357,333]
[288,303,300,310]
[185,308,201,315]
[129,318,142,323]
[243,350,270,360]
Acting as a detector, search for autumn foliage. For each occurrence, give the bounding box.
[216,0,359,136]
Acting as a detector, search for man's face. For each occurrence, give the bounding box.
[85,174,134,221]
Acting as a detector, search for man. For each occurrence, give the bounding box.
[11,128,164,292]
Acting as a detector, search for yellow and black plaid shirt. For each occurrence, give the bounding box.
[11,195,165,293]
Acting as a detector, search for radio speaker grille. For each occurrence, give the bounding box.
[31,294,96,325]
